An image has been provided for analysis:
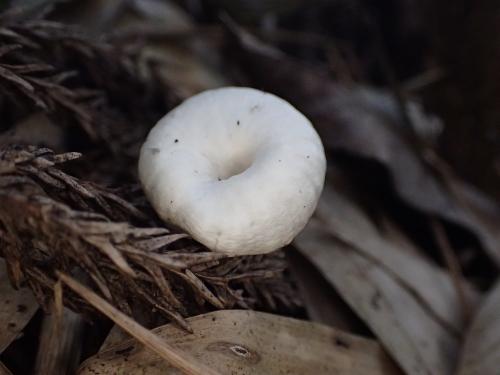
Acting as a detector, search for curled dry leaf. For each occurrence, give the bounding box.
[325,87,500,268]
[0,145,298,328]
[294,221,458,375]
[457,279,500,375]
[0,259,38,354]
[78,310,402,375]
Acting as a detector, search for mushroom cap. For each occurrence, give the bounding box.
[139,87,326,255]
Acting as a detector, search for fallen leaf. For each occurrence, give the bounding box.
[0,259,38,354]
[287,249,368,334]
[325,86,500,267]
[315,184,479,332]
[457,279,500,375]
[294,221,458,375]
[59,272,219,375]
[79,310,401,375]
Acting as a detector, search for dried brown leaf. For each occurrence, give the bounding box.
[295,221,458,375]
[79,310,402,375]
[59,272,219,375]
[316,185,479,332]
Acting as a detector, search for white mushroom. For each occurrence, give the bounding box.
[139,87,326,255]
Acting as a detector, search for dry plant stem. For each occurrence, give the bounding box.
[430,218,471,324]
[35,281,85,375]
[34,280,63,375]
[57,272,221,375]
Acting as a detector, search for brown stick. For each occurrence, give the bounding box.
[0,362,12,375]
[57,272,220,375]
[35,281,85,375]
[430,218,471,325]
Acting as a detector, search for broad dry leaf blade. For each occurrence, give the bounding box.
[294,221,458,375]
[79,310,401,375]
[0,259,38,354]
[457,279,500,375]
[287,249,364,333]
[317,185,479,332]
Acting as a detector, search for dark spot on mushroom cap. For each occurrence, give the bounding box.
[306,155,310,158]
[250,104,261,112]
[149,148,160,155]
[8,322,16,328]
[170,200,173,204]
[236,120,240,125]
[16,304,27,313]
[174,139,179,143]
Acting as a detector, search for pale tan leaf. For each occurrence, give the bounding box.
[294,221,458,375]
[316,185,479,332]
[79,310,401,375]
[457,279,500,375]
[0,259,38,354]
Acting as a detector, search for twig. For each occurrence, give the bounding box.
[430,218,472,325]
[57,272,220,375]
[0,362,12,375]
[34,281,85,375]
